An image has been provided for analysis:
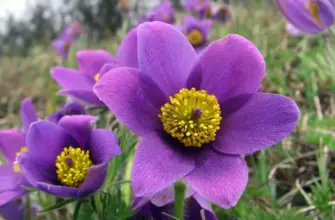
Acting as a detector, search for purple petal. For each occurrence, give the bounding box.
[138,21,198,96]
[99,63,118,79]
[132,197,150,210]
[187,194,218,220]
[0,190,25,207]
[58,89,104,106]
[89,129,121,164]
[215,93,300,155]
[131,133,195,197]
[20,98,37,134]
[51,67,94,90]
[0,129,25,161]
[76,50,115,78]
[185,149,248,209]
[77,163,109,198]
[58,115,96,149]
[48,102,85,124]
[93,67,162,135]
[150,185,194,207]
[117,28,139,68]
[0,164,24,192]
[187,34,265,103]
[52,39,70,60]
[37,182,78,198]
[24,121,77,181]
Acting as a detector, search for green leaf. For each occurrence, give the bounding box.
[39,199,75,213]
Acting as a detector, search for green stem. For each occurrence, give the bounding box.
[24,194,32,220]
[174,181,186,220]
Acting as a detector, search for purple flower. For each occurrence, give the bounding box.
[0,98,37,206]
[138,2,175,25]
[180,15,212,53]
[276,0,335,34]
[18,115,121,199]
[0,199,40,220]
[51,28,139,106]
[133,185,217,220]
[94,22,300,208]
[52,22,82,60]
[48,100,85,123]
[184,0,211,19]
[211,4,232,23]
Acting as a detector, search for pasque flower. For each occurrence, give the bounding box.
[138,2,175,25]
[184,0,211,19]
[52,21,82,60]
[133,185,217,219]
[51,28,139,105]
[0,98,37,206]
[48,99,85,123]
[276,0,335,34]
[18,115,121,198]
[94,22,300,208]
[179,15,212,53]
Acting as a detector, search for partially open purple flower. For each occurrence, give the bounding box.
[94,22,300,208]
[0,199,40,220]
[48,100,85,123]
[276,0,335,34]
[18,115,121,199]
[0,98,37,206]
[52,22,82,60]
[132,185,217,220]
[180,15,212,53]
[51,28,139,106]
[138,2,175,25]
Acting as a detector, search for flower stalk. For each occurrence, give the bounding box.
[174,181,186,220]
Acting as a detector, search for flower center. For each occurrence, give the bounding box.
[94,73,100,82]
[55,147,92,188]
[219,7,228,19]
[63,41,71,50]
[159,88,222,148]
[306,0,323,27]
[187,29,204,47]
[163,13,170,20]
[13,146,28,173]
[204,6,212,18]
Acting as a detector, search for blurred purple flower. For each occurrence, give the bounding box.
[94,22,300,208]
[180,15,212,53]
[286,22,303,36]
[132,185,217,219]
[138,2,175,25]
[52,21,82,60]
[211,4,232,23]
[18,115,121,199]
[0,98,37,206]
[48,100,85,123]
[0,199,40,220]
[276,0,335,34]
[184,0,211,19]
[51,28,139,106]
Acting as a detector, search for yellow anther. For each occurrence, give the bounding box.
[94,73,100,82]
[55,146,92,188]
[306,0,323,27]
[187,29,205,47]
[13,146,28,173]
[158,88,222,148]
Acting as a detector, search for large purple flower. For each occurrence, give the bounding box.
[52,22,82,60]
[51,28,139,106]
[132,185,217,220]
[180,15,212,53]
[0,98,37,206]
[94,22,300,208]
[18,115,121,199]
[276,0,335,34]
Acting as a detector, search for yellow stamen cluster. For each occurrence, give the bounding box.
[55,147,92,188]
[13,146,28,173]
[94,73,100,82]
[159,88,222,148]
[187,29,204,47]
[306,0,323,27]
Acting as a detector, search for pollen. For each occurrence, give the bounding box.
[55,147,92,188]
[159,88,222,148]
[306,0,323,27]
[94,73,100,82]
[187,29,204,47]
[13,146,28,173]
